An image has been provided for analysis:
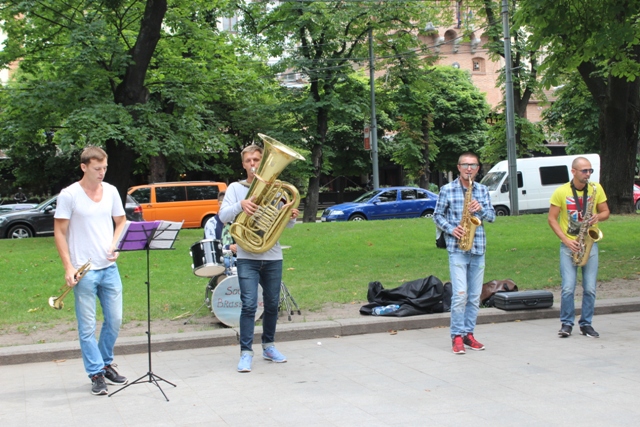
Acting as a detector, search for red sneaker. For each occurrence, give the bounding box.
[452,335,466,354]
[463,333,485,350]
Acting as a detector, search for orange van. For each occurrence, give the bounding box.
[128,181,227,228]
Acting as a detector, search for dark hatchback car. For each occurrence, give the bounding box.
[320,186,438,222]
[0,194,144,239]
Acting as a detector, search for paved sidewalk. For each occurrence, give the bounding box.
[1,306,640,426]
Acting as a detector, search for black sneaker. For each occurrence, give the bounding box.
[558,324,572,338]
[580,325,600,338]
[104,364,129,385]
[91,374,108,396]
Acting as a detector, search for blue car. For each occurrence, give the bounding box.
[320,186,438,222]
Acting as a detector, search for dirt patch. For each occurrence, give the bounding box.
[2,278,639,348]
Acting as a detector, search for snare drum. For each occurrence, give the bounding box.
[211,275,264,327]
[190,239,225,277]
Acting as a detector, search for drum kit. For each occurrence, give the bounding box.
[185,238,300,327]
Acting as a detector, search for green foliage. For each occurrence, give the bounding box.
[0,0,286,190]
[481,115,548,165]
[381,66,490,175]
[542,74,600,155]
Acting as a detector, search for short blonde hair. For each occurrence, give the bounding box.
[81,146,108,165]
[241,144,263,160]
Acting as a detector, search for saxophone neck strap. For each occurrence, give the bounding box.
[570,181,589,218]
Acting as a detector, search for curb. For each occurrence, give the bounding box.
[2,297,639,366]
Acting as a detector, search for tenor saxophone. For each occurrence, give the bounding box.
[48,259,92,310]
[458,175,482,251]
[572,182,603,267]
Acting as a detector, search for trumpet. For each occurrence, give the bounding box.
[48,259,92,310]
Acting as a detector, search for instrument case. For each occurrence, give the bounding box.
[492,291,554,311]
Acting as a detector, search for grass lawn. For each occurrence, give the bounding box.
[1,214,638,330]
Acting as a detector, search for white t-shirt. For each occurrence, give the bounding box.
[55,182,125,270]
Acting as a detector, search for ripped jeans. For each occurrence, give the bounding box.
[449,252,485,338]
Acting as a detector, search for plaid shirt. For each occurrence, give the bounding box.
[433,177,495,255]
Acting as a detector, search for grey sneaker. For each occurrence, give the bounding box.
[104,364,128,385]
[91,374,108,396]
[558,324,572,338]
[580,325,600,338]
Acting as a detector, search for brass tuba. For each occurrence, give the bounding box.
[48,259,92,310]
[572,182,603,267]
[230,134,305,253]
[458,175,482,251]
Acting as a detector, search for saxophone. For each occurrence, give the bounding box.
[572,182,603,267]
[458,175,482,251]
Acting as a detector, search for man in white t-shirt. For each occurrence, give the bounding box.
[54,146,129,396]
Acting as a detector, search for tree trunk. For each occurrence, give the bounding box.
[418,115,431,189]
[149,154,168,183]
[302,143,323,223]
[579,63,640,214]
[107,0,167,204]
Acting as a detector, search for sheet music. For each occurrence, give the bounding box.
[149,220,183,249]
[116,220,183,251]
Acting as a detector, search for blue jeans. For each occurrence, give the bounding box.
[559,242,598,327]
[73,264,123,378]
[449,252,485,338]
[236,259,282,355]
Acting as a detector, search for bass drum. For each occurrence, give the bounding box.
[211,275,264,327]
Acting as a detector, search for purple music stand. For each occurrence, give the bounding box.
[109,220,181,401]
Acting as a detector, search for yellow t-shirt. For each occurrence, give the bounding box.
[550,181,607,239]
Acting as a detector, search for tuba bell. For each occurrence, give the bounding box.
[230,134,305,253]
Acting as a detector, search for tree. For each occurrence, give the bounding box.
[381,66,490,185]
[470,0,546,156]
[542,73,600,155]
[0,1,280,199]
[517,0,640,213]
[239,0,446,222]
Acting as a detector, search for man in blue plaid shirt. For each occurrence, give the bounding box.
[434,152,495,354]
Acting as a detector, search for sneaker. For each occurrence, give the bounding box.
[558,324,572,338]
[91,374,108,396]
[237,353,253,373]
[262,346,287,363]
[104,364,128,385]
[452,335,465,354]
[463,333,485,351]
[580,325,600,338]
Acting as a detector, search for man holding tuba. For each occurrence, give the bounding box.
[434,152,495,354]
[548,157,609,339]
[218,143,299,373]
[53,146,129,395]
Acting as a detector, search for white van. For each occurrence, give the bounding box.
[480,154,600,216]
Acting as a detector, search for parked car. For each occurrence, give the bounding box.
[0,203,38,214]
[0,194,144,239]
[320,187,438,222]
[634,184,640,211]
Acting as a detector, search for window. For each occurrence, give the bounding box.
[130,187,151,204]
[377,190,397,203]
[222,15,238,32]
[540,166,569,186]
[156,187,186,203]
[401,189,417,200]
[471,57,485,73]
[187,185,219,201]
